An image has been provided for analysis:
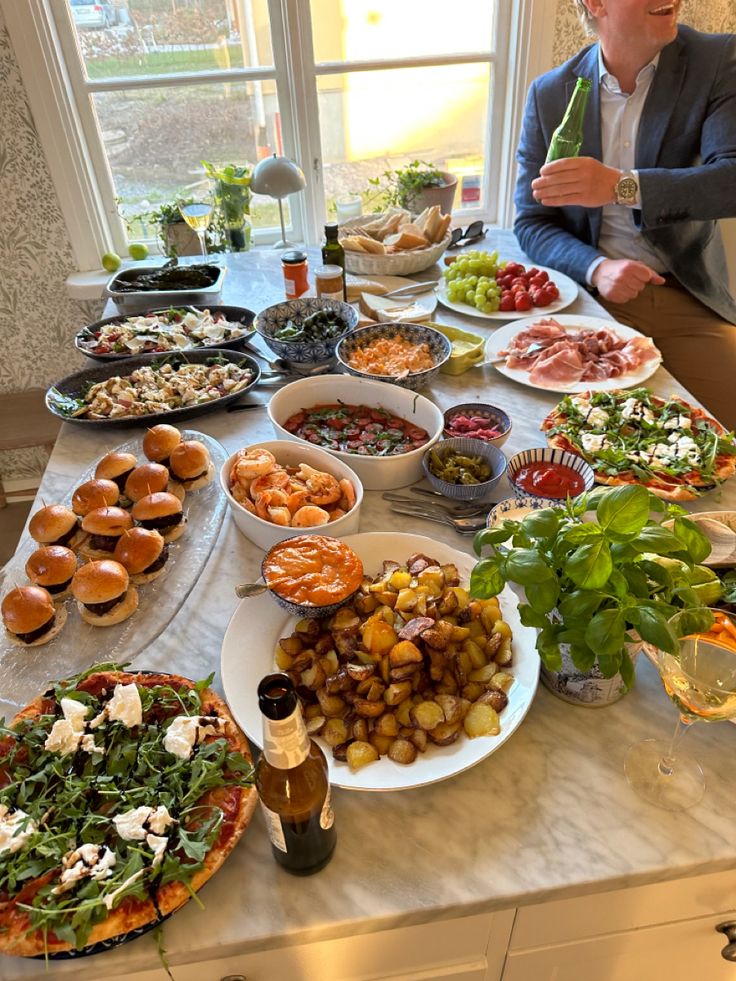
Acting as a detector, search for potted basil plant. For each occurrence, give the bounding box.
[203,161,252,252]
[471,484,718,706]
[367,160,457,215]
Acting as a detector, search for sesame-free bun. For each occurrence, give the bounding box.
[114,527,167,583]
[25,545,77,599]
[80,506,134,560]
[72,560,139,626]
[131,492,186,542]
[28,505,84,549]
[72,478,120,516]
[124,463,170,502]
[169,440,214,490]
[2,585,67,646]
[95,451,138,489]
[143,424,182,464]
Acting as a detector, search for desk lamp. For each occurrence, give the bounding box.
[250,154,307,248]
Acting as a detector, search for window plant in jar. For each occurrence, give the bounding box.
[366,160,457,216]
[470,484,720,706]
[203,160,253,252]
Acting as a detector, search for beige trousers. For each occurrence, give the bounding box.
[598,281,736,431]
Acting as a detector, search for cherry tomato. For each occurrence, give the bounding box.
[514,292,533,312]
[532,288,552,307]
[504,262,524,278]
[527,267,539,278]
[546,282,560,299]
[530,272,549,287]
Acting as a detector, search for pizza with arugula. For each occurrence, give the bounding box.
[0,668,256,957]
[541,388,736,502]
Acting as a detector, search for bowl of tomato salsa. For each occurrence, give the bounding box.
[507,448,595,503]
[268,374,444,489]
[261,534,364,618]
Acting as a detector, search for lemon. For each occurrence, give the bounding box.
[128,243,149,261]
[101,251,122,273]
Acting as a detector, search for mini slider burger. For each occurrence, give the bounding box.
[29,504,86,550]
[71,559,139,626]
[80,506,134,560]
[168,440,214,491]
[72,478,120,517]
[114,527,169,584]
[143,424,182,468]
[124,462,184,504]
[25,545,78,601]
[95,451,138,496]
[131,492,186,542]
[2,585,67,646]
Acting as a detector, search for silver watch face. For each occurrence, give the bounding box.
[616,176,638,202]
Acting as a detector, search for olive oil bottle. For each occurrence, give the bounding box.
[254,673,336,875]
[321,222,347,300]
[545,76,591,163]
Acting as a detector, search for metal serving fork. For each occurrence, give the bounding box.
[382,492,490,517]
[387,502,488,535]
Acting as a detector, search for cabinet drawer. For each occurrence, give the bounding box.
[511,869,736,949]
[504,911,736,981]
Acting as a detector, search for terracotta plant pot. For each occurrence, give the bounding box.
[412,172,457,216]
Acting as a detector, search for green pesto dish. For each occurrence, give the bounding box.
[0,666,255,958]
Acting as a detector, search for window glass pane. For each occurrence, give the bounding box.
[66,0,273,80]
[93,81,287,247]
[317,65,490,217]
[309,0,495,63]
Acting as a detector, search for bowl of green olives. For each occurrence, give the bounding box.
[255,298,359,363]
[421,437,508,501]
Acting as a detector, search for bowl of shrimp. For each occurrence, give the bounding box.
[220,440,363,549]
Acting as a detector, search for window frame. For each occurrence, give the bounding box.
[1,0,555,272]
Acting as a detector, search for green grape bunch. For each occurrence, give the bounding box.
[443,250,502,314]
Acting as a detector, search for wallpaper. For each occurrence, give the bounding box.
[0,0,734,482]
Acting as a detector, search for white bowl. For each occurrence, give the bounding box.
[220,439,363,550]
[267,374,444,490]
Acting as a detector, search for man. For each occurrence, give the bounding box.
[514,0,736,429]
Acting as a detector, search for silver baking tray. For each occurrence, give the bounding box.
[104,262,226,313]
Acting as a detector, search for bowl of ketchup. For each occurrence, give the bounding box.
[507,448,595,503]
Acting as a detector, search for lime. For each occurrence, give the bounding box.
[101,251,122,273]
[128,243,149,261]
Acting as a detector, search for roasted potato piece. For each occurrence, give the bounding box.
[434,694,470,725]
[408,728,428,753]
[389,569,412,590]
[429,721,462,746]
[354,594,379,615]
[494,637,513,666]
[331,607,360,631]
[353,697,386,719]
[275,646,294,671]
[436,589,459,617]
[316,689,347,718]
[332,741,351,762]
[476,689,508,712]
[480,602,501,634]
[461,682,485,702]
[389,639,423,666]
[490,671,514,693]
[279,635,303,657]
[390,663,421,682]
[305,715,326,735]
[346,741,379,771]
[394,588,418,612]
[295,618,320,638]
[350,716,369,742]
[362,618,398,655]
[322,717,349,746]
[441,563,460,586]
[395,699,414,727]
[463,702,500,738]
[368,732,394,756]
[420,620,454,651]
[374,712,399,737]
[301,662,326,691]
[492,619,512,641]
[388,737,417,765]
[346,662,375,682]
[463,639,487,670]
[384,681,413,706]
[469,662,498,684]
[406,553,434,575]
[398,616,435,642]
[410,700,445,731]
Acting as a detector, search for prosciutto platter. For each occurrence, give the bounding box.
[488,315,662,394]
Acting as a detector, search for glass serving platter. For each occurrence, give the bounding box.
[0,430,228,714]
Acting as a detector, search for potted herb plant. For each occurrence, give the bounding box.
[367,160,457,215]
[126,200,222,259]
[202,161,253,252]
[471,484,718,706]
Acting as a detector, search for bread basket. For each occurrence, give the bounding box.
[340,213,451,276]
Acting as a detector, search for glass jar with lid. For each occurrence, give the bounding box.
[281,250,309,299]
[314,264,345,301]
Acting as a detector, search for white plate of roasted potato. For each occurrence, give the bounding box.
[220,532,540,790]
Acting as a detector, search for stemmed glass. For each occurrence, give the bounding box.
[624,608,736,811]
[177,187,213,260]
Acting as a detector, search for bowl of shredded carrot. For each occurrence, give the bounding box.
[335,322,451,391]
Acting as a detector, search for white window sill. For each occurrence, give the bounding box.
[65,259,168,301]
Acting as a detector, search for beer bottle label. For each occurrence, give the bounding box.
[259,801,288,852]
[262,711,310,769]
[320,786,335,830]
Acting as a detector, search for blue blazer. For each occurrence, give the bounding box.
[513,25,736,324]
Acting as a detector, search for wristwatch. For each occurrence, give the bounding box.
[614,170,639,206]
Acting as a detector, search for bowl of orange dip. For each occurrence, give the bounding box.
[336,323,451,391]
[261,534,364,618]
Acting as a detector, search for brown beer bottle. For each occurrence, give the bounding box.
[254,673,336,875]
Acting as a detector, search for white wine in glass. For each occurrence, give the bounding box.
[178,201,212,259]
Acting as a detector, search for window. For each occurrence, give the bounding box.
[4,0,553,269]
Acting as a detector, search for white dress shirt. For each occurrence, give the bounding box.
[586,48,668,283]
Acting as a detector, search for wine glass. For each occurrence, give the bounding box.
[624,608,736,811]
[177,188,213,260]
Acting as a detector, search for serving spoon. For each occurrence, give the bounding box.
[691,517,736,568]
[234,582,268,599]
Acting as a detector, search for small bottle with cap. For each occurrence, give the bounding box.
[281,250,309,299]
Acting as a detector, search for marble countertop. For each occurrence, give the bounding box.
[4,235,736,978]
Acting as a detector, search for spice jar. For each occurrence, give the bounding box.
[281,250,309,299]
[314,264,345,301]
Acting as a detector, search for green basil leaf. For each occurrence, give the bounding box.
[525,578,560,614]
[585,609,626,657]
[560,524,603,545]
[565,540,613,589]
[618,649,636,690]
[568,642,596,672]
[670,607,715,637]
[596,652,622,678]
[607,569,629,600]
[630,526,688,555]
[518,604,549,629]
[672,516,712,563]
[537,624,562,672]
[558,589,606,622]
[520,509,560,539]
[469,558,505,598]
[596,484,650,535]
[621,565,650,598]
[473,525,514,555]
[505,549,553,586]
[635,607,679,653]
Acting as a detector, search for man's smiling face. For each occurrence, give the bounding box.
[587,0,681,54]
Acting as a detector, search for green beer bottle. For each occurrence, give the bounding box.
[545,77,591,163]
[321,222,347,300]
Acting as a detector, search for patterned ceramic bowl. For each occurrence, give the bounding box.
[443,403,512,448]
[506,447,595,505]
[336,322,451,392]
[255,298,359,363]
[421,437,508,502]
[486,495,556,528]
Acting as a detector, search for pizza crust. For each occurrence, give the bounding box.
[0,670,256,958]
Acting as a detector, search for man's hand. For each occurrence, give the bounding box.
[532,157,622,208]
[592,259,666,302]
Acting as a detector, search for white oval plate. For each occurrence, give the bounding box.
[437,264,578,321]
[347,274,438,322]
[220,532,540,792]
[486,314,663,393]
